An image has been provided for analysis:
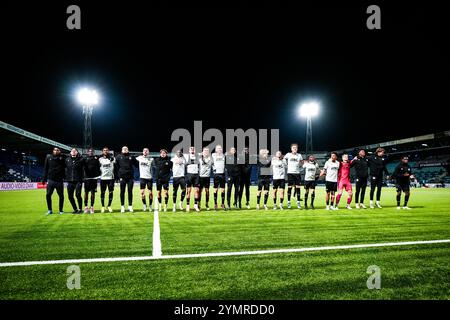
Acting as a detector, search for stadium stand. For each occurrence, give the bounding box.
[1,120,449,186]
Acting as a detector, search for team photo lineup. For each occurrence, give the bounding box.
[1,1,449,311]
[44,144,415,215]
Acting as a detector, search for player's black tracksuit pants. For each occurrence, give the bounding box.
[370,174,383,201]
[227,176,240,207]
[46,179,64,212]
[67,181,82,211]
[119,178,134,206]
[239,173,251,206]
[354,177,367,204]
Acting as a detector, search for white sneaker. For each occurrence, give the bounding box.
[273,205,277,210]
[101,207,105,213]
[287,201,291,209]
[143,204,147,212]
[334,206,339,210]
[355,204,360,209]
[163,204,167,212]
[360,204,367,209]
[246,204,250,209]
[158,204,162,211]
[397,206,401,210]
[186,205,190,212]
[326,205,330,210]
[376,201,382,209]
[370,201,375,209]
[149,205,153,212]
[264,204,268,211]
[403,206,411,210]
[256,204,260,210]
[346,205,352,210]
[194,204,200,212]
[128,206,134,213]
[296,201,301,209]
[90,207,94,214]
[178,202,184,210]
[172,206,176,212]
[107,206,113,213]
[121,206,125,213]
[279,204,283,210]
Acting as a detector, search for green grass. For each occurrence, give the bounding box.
[0,186,449,299]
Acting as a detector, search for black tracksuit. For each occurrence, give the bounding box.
[65,155,84,211]
[351,156,369,204]
[83,155,101,178]
[392,162,413,206]
[368,155,390,201]
[83,155,101,207]
[115,153,138,206]
[43,154,66,212]
[225,153,241,207]
[153,156,173,188]
[238,153,253,206]
[257,158,272,205]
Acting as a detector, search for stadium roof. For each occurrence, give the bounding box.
[0,120,74,155]
[336,131,450,155]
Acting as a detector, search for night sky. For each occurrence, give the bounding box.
[2,1,449,153]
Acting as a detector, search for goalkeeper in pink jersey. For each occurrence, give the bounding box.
[335,153,353,210]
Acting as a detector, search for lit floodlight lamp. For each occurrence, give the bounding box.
[76,88,99,106]
[299,101,320,118]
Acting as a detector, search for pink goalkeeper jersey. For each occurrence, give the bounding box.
[338,161,351,182]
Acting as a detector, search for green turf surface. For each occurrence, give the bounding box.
[0,186,449,299]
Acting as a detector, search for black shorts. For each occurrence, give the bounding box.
[84,179,98,192]
[185,173,200,188]
[287,174,302,186]
[156,178,169,191]
[273,179,285,189]
[173,177,186,190]
[396,182,410,192]
[304,180,317,189]
[100,179,115,191]
[325,181,338,192]
[140,178,153,190]
[199,177,211,188]
[213,174,226,189]
[258,176,271,190]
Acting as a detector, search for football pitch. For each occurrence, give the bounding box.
[0,186,449,299]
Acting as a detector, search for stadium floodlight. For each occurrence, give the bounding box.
[76,88,99,107]
[298,100,320,155]
[298,101,320,118]
[75,87,100,151]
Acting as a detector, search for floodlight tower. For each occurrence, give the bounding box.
[298,101,320,155]
[76,88,99,151]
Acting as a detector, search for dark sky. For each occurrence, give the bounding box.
[2,1,449,152]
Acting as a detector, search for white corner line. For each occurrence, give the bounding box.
[1,239,449,268]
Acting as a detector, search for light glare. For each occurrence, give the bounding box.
[299,101,319,118]
[77,88,99,106]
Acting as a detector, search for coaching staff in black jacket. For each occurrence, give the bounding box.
[42,147,66,214]
[65,148,84,213]
[115,146,138,212]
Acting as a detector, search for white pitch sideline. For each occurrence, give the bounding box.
[1,239,449,268]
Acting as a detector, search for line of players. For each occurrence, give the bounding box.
[42,144,415,214]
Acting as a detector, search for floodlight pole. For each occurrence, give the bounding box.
[82,105,93,151]
[305,116,313,156]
